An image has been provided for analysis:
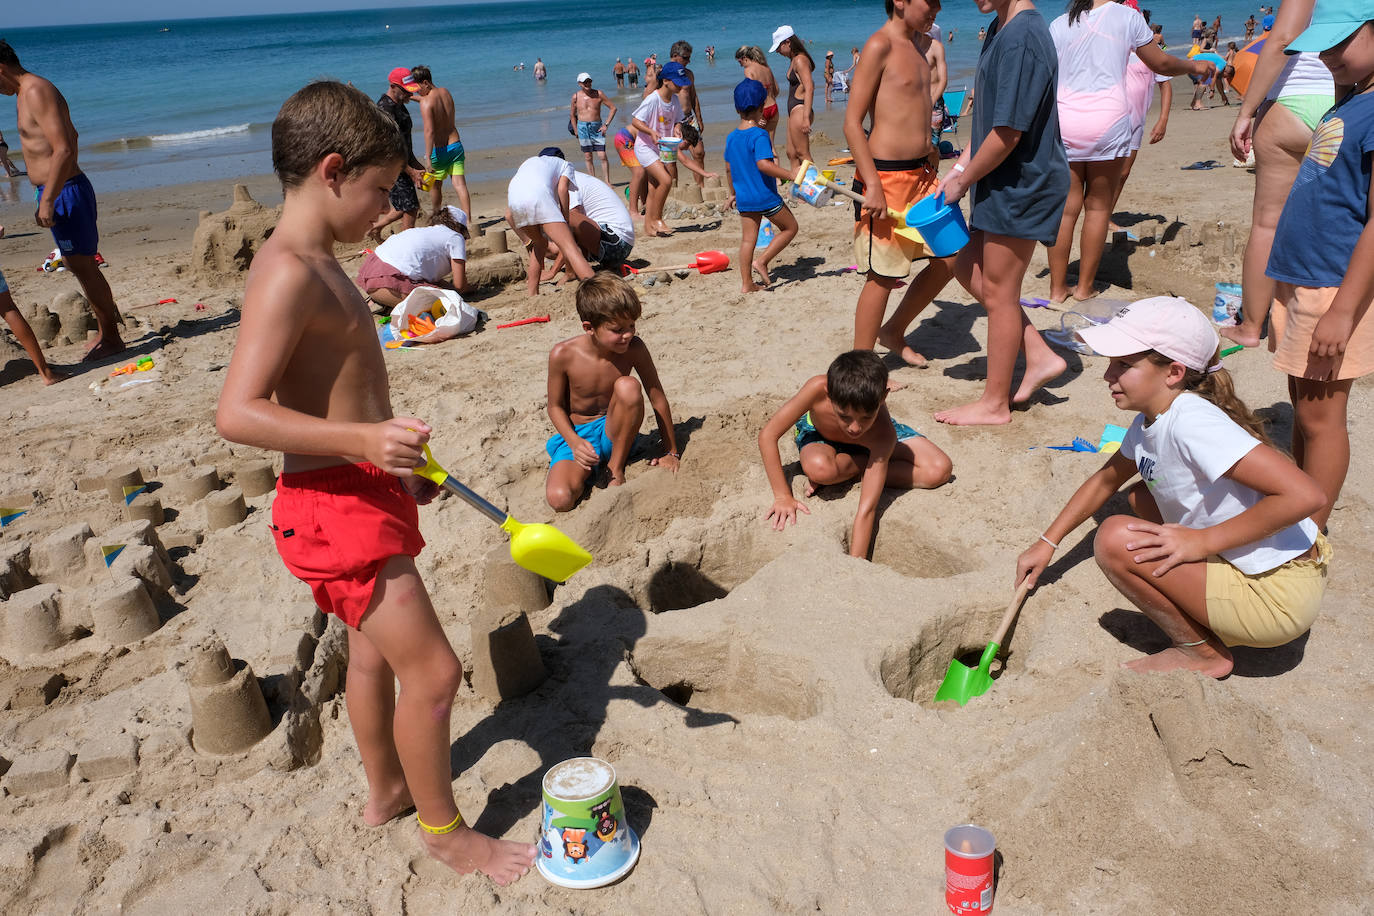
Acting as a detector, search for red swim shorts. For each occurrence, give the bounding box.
[271,462,425,629]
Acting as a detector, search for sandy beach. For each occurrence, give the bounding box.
[1,90,1371,913]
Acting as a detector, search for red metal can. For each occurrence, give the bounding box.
[945,824,996,914]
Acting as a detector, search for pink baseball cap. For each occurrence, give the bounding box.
[388,67,420,91]
[1076,296,1220,372]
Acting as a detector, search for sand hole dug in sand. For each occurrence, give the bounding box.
[634,517,791,612]
[880,597,1030,709]
[861,518,979,580]
[628,635,821,721]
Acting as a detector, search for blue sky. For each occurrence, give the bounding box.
[9,1,464,29]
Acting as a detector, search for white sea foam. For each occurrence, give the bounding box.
[149,123,252,144]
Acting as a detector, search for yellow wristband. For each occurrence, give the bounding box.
[417,811,463,835]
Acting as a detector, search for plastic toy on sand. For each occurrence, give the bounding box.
[934,581,1031,706]
[536,757,640,889]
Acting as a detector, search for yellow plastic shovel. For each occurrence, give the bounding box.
[415,444,593,583]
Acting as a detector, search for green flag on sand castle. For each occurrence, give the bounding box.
[102,545,126,567]
[122,484,148,505]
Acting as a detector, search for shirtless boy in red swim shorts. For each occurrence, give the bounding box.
[215,81,534,887]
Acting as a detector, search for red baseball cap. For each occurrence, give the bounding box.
[388,67,420,91]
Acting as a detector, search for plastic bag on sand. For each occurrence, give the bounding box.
[389,286,486,344]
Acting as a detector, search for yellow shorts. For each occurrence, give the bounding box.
[1205,534,1331,647]
[852,158,938,279]
[1270,283,1374,380]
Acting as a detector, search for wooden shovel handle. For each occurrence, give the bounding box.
[991,579,1034,647]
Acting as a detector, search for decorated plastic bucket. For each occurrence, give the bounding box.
[906,192,970,257]
[1213,282,1242,326]
[792,165,834,207]
[657,137,683,163]
[537,757,640,889]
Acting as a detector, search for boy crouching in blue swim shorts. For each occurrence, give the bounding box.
[759,349,952,559]
[544,272,681,510]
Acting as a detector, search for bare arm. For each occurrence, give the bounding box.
[1230,0,1324,158]
[631,340,679,469]
[843,33,891,217]
[1016,452,1137,587]
[675,145,717,180]
[1124,444,1327,575]
[848,421,896,560]
[1150,80,1173,144]
[215,258,429,475]
[1136,40,1214,80]
[570,93,578,127]
[602,93,617,129]
[758,378,822,527]
[937,125,1022,204]
[928,40,948,102]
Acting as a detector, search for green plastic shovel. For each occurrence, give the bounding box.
[934,579,1032,706]
[415,444,593,583]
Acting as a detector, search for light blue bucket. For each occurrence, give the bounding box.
[905,192,970,257]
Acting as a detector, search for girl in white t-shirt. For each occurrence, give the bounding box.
[631,66,716,237]
[1017,297,1329,678]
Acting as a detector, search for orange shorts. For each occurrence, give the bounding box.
[852,157,939,279]
[271,462,425,629]
[1270,282,1374,380]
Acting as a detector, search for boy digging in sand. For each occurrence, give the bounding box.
[759,350,952,559]
[844,0,955,365]
[545,272,681,511]
[215,81,534,885]
[724,78,799,292]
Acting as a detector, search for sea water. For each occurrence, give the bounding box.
[1,0,1267,193]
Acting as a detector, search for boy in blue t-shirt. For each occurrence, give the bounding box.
[1263,9,1374,532]
[724,78,799,292]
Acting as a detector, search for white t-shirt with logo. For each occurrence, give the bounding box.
[1118,393,1318,575]
[374,224,466,281]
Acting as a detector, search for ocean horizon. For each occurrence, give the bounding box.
[1,0,1267,193]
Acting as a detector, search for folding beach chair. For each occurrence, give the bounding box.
[940,86,971,135]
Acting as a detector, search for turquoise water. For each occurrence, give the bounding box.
[0,0,1266,191]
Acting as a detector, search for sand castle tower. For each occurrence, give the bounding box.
[470,545,550,701]
[186,639,273,755]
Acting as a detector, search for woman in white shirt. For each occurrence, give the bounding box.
[355,206,469,308]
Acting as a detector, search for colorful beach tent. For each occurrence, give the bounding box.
[1228,35,1266,96]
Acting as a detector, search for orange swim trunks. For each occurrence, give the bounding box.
[852,157,939,279]
[271,462,425,629]
[1270,282,1374,380]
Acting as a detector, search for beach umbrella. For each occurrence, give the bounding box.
[1228,35,1266,96]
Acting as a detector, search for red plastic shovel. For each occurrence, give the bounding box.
[655,250,731,275]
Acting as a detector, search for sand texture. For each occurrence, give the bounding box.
[0,100,1371,913]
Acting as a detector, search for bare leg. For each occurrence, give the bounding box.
[543,221,595,281]
[628,167,648,216]
[643,161,673,237]
[62,254,125,360]
[604,375,645,485]
[1072,159,1127,300]
[1290,376,1351,531]
[854,275,899,351]
[937,232,1061,425]
[877,256,956,366]
[739,212,763,293]
[1093,515,1235,677]
[523,226,548,297]
[450,175,472,221]
[1047,161,1086,302]
[754,203,798,287]
[367,287,404,310]
[884,436,953,489]
[429,180,443,218]
[691,141,706,187]
[1223,102,1309,347]
[546,457,595,512]
[344,627,412,826]
[799,442,864,492]
[1108,150,1139,232]
[598,150,612,185]
[0,291,65,384]
[358,556,535,884]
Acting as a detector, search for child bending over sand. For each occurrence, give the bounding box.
[544,272,681,511]
[0,266,64,384]
[1018,298,1328,678]
[759,350,952,559]
[215,81,534,885]
[725,78,799,292]
[844,0,955,363]
[506,148,597,296]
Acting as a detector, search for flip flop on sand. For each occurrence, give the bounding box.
[1181,160,1221,170]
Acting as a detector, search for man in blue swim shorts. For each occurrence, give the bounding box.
[411,66,472,222]
[571,73,618,184]
[0,39,124,360]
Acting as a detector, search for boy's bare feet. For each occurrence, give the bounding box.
[935,399,1013,426]
[363,784,414,827]
[1122,641,1233,678]
[1219,324,1261,347]
[422,824,536,886]
[750,259,770,289]
[608,469,627,487]
[877,327,928,367]
[82,337,126,362]
[1012,352,1067,404]
[40,369,69,386]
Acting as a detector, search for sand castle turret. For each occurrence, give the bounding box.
[470,545,550,701]
[187,639,272,755]
[93,577,161,645]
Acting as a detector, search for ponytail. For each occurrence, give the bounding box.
[1146,351,1272,446]
[433,206,468,237]
[1069,0,1094,24]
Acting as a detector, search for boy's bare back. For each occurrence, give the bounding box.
[420,87,460,145]
[796,376,897,456]
[854,12,937,160]
[548,333,648,423]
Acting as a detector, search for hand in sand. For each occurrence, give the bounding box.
[367,418,430,476]
[650,452,680,472]
[1124,521,1208,576]
[422,823,536,886]
[1015,540,1055,589]
[765,495,810,529]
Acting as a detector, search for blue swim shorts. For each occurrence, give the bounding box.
[793,411,923,456]
[0,266,8,295]
[577,120,606,153]
[430,140,466,179]
[596,225,633,265]
[35,172,100,257]
[546,415,614,466]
